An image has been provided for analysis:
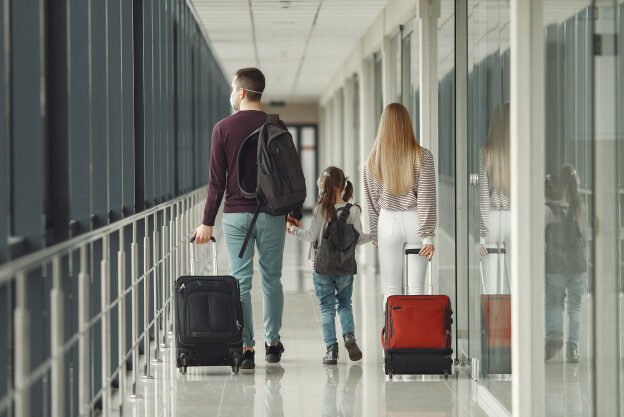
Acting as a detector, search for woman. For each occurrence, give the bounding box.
[363,103,437,304]
[479,102,511,294]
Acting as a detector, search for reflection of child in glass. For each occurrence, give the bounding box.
[544,165,588,363]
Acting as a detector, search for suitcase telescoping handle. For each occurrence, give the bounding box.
[403,246,433,295]
[189,235,217,275]
[479,243,510,294]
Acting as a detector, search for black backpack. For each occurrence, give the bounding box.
[314,204,360,276]
[236,114,306,258]
[545,202,587,274]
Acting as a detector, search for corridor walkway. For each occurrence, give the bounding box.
[114,236,499,417]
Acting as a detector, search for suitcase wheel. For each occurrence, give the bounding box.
[388,370,393,379]
[232,352,242,374]
[178,353,188,375]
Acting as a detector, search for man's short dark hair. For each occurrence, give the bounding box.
[234,67,265,102]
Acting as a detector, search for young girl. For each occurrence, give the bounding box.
[544,164,588,363]
[287,167,372,365]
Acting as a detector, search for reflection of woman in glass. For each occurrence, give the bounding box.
[544,165,588,363]
[480,103,511,294]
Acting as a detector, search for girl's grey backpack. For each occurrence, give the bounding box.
[314,204,360,276]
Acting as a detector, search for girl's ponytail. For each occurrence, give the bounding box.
[343,179,353,202]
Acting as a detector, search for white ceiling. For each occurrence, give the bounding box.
[191,0,389,102]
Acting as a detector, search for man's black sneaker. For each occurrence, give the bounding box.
[241,349,255,369]
[323,343,339,365]
[265,342,285,363]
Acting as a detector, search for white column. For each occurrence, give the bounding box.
[510,1,545,416]
[343,77,356,179]
[592,0,620,414]
[417,0,441,283]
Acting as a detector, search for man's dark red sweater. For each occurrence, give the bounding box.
[202,110,302,226]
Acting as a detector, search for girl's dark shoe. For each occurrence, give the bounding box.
[545,334,563,361]
[344,333,362,361]
[323,343,339,365]
[241,349,255,369]
[566,342,580,364]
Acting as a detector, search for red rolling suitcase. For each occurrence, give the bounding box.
[480,245,511,375]
[381,248,453,379]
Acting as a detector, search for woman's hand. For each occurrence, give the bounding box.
[419,245,435,260]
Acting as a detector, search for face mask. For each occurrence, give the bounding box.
[229,89,239,110]
[318,187,322,196]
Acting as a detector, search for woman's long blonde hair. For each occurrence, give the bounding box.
[366,103,422,195]
[483,102,510,195]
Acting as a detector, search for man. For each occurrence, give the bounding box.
[194,67,301,370]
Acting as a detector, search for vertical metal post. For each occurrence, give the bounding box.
[51,256,64,417]
[100,236,111,417]
[152,221,161,363]
[160,223,168,348]
[142,225,153,379]
[129,222,142,400]
[14,271,30,417]
[78,244,90,415]
[117,228,126,412]
[168,204,175,339]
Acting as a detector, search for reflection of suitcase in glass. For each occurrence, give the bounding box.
[480,245,511,375]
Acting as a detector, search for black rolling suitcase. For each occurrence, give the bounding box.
[175,236,243,374]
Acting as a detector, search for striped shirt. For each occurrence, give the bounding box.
[479,149,511,239]
[363,148,437,244]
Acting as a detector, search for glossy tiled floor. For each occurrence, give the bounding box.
[111,235,594,416]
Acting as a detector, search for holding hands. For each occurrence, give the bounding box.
[286,216,301,234]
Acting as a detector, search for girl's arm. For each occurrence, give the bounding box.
[351,206,372,245]
[289,207,323,243]
[417,149,437,245]
[363,165,380,242]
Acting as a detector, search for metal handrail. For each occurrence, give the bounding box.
[0,187,205,283]
[0,186,210,417]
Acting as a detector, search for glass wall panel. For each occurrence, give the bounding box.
[353,73,361,174]
[543,3,595,415]
[401,20,420,138]
[466,0,511,408]
[388,32,402,103]
[374,52,384,127]
[619,2,624,413]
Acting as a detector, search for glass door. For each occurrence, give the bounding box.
[466,0,511,407]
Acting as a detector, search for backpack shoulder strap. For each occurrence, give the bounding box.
[338,203,352,222]
[236,126,262,200]
[267,114,279,125]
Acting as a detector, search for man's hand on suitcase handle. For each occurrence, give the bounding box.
[193,224,214,244]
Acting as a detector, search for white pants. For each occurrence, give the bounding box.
[481,209,511,294]
[378,208,429,303]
